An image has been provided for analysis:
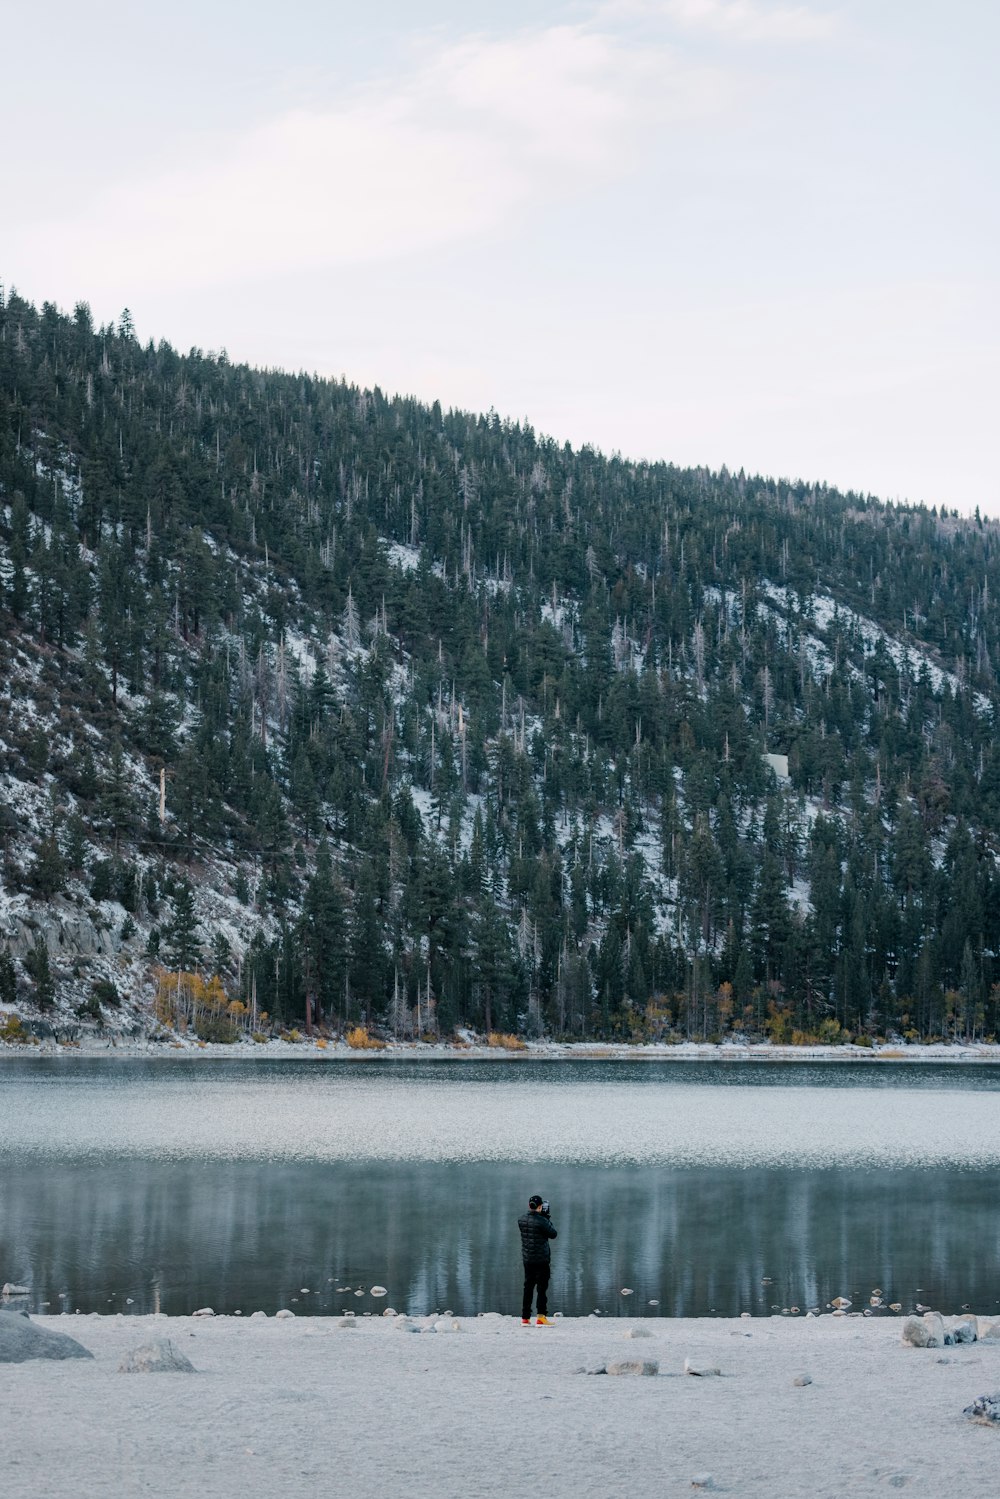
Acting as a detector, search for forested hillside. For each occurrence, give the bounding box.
[2,286,1000,1045]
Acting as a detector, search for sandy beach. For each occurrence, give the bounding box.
[4,1311,1000,1498]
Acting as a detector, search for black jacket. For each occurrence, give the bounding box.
[518,1210,557,1264]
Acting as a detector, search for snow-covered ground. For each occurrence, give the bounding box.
[4,1312,999,1498]
[4,1035,1000,1064]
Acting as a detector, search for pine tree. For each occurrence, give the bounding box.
[0,946,17,1007]
[165,880,200,971]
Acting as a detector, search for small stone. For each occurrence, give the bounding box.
[964,1392,1000,1425]
[118,1338,196,1373]
[275,1309,295,1320]
[691,1476,715,1490]
[250,1311,267,1320]
[683,1358,721,1377]
[793,1373,812,1387]
[831,1297,852,1311]
[370,1286,388,1298]
[620,1288,634,1296]
[606,1359,658,1376]
[192,1307,215,1318]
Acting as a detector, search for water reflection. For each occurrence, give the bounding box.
[2,1158,999,1319]
[3,1058,1000,1318]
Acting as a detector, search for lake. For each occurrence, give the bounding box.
[1,1056,999,1319]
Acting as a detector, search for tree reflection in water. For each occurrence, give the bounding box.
[2,1159,997,1318]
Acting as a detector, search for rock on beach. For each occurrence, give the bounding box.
[118,1339,196,1373]
[0,1310,93,1363]
[964,1392,1000,1425]
[606,1358,659,1376]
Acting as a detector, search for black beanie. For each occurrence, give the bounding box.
[528,1195,543,1209]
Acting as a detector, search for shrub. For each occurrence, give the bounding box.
[92,978,121,1009]
[487,1031,527,1051]
[251,1031,269,1044]
[346,1025,386,1050]
[193,1012,238,1044]
[0,1013,27,1044]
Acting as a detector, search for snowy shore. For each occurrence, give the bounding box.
[5,1035,1000,1063]
[4,1311,1000,1498]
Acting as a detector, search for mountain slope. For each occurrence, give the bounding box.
[2,286,1000,1045]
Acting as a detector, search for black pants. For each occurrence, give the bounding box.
[522,1262,550,1320]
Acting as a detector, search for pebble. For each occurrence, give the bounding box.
[192,1308,215,1318]
[793,1374,813,1387]
[371,1286,388,1298]
[684,1358,721,1377]
[691,1476,715,1491]
[275,1309,295,1320]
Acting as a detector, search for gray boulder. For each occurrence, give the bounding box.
[923,1312,948,1346]
[951,1320,978,1344]
[901,1317,934,1348]
[118,1339,196,1373]
[964,1392,1000,1425]
[606,1358,659,1376]
[0,1310,93,1363]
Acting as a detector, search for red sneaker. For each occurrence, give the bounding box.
[521,1318,531,1325]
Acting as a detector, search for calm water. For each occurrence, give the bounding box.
[1,1057,999,1318]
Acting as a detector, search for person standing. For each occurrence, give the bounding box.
[519,1194,557,1325]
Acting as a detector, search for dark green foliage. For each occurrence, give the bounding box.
[91,978,121,1008]
[165,880,200,971]
[0,946,17,1006]
[24,938,55,1010]
[4,286,1000,1041]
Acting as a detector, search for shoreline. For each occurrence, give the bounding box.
[4,1311,998,1497]
[3,1036,1000,1063]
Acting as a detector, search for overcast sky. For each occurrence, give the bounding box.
[3,0,997,512]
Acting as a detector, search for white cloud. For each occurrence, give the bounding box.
[7,21,723,299]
